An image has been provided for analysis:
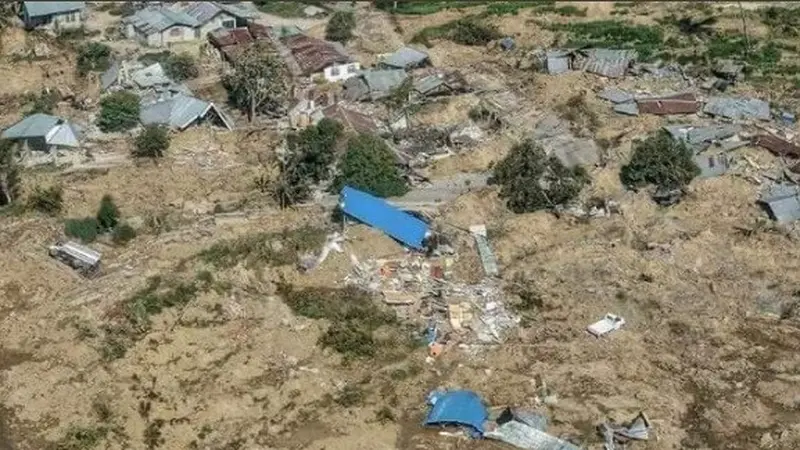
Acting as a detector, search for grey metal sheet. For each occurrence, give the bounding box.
[598,87,634,104]
[704,96,771,120]
[23,1,84,18]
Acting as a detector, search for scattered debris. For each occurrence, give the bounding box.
[695,153,732,178]
[381,46,430,70]
[758,184,800,223]
[578,48,637,78]
[704,96,771,121]
[557,199,621,219]
[779,111,796,126]
[652,187,685,206]
[424,389,488,438]
[544,49,573,75]
[448,121,484,147]
[636,92,699,115]
[340,186,430,250]
[343,69,409,102]
[663,124,742,153]
[469,225,499,277]
[598,87,634,104]
[485,407,581,450]
[713,59,744,83]
[299,232,345,272]
[599,412,651,450]
[614,102,639,116]
[49,241,101,277]
[531,115,600,168]
[588,313,626,337]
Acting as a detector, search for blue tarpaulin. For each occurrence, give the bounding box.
[424,389,488,437]
[339,186,430,250]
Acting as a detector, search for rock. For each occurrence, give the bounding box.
[33,43,50,57]
[761,432,774,448]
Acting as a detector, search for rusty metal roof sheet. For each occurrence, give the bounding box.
[208,27,254,48]
[636,93,699,115]
[753,134,800,158]
[283,35,351,75]
[580,48,637,78]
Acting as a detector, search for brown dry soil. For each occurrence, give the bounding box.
[3,2,800,450]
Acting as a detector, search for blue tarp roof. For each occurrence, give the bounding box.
[424,390,487,437]
[339,186,429,250]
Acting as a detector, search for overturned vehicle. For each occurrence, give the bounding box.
[49,241,101,277]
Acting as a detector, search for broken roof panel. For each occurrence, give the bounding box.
[125,7,200,34]
[283,35,352,75]
[414,74,444,95]
[363,69,408,97]
[580,48,637,78]
[486,420,582,450]
[424,390,487,437]
[132,63,172,88]
[321,104,379,134]
[704,96,771,121]
[140,95,232,131]
[695,153,731,178]
[181,1,259,23]
[100,61,120,91]
[614,102,639,116]
[598,87,633,104]
[382,46,429,69]
[636,93,699,115]
[208,27,254,47]
[753,134,800,158]
[339,186,430,249]
[759,184,800,222]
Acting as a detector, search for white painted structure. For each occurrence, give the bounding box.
[323,62,361,83]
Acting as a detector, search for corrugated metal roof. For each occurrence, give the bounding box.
[363,69,407,95]
[486,421,582,450]
[140,95,232,130]
[382,46,429,69]
[100,61,120,91]
[339,186,430,249]
[598,87,633,104]
[23,1,84,18]
[125,7,199,35]
[208,27,254,47]
[283,35,352,75]
[414,74,444,94]
[753,134,800,158]
[546,56,570,74]
[46,122,81,147]
[704,96,771,121]
[217,2,259,18]
[423,390,487,437]
[2,113,60,139]
[181,2,223,24]
[580,48,637,78]
[636,93,699,115]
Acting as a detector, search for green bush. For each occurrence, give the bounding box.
[133,125,170,158]
[490,140,589,213]
[164,53,199,81]
[332,133,408,198]
[97,91,140,132]
[96,194,120,230]
[326,11,356,43]
[112,223,136,246]
[27,185,64,216]
[76,42,112,76]
[449,18,502,45]
[620,130,700,191]
[65,217,100,243]
[547,20,663,61]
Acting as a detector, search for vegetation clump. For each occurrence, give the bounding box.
[97,91,140,133]
[490,140,589,213]
[332,133,408,198]
[619,130,700,192]
[164,53,199,81]
[27,184,64,216]
[411,15,501,47]
[197,226,326,269]
[326,11,356,43]
[76,42,112,76]
[134,125,170,158]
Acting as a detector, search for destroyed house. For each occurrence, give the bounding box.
[318,104,381,135]
[22,1,85,31]
[282,34,358,81]
[339,186,430,250]
[380,46,430,70]
[577,48,637,78]
[413,71,468,98]
[343,70,409,102]
[1,113,82,153]
[140,94,233,131]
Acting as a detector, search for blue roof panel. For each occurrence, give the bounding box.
[339,186,429,250]
[424,390,487,437]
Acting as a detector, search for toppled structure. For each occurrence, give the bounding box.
[663,124,742,153]
[531,115,600,168]
[380,46,430,70]
[704,96,771,121]
[282,34,359,81]
[599,413,651,450]
[759,183,800,223]
[140,94,234,131]
[424,389,487,438]
[49,241,101,277]
[413,71,469,99]
[1,113,83,153]
[343,69,408,102]
[578,48,637,78]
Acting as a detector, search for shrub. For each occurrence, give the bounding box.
[133,125,170,158]
[164,53,199,81]
[449,18,501,46]
[24,89,60,116]
[96,194,120,230]
[138,51,172,66]
[97,91,140,132]
[27,185,64,216]
[620,130,700,191]
[274,118,343,207]
[65,217,100,243]
[112,223,136,246]
[332,133,408,198]
[76,42,112,76]
[326,11,356,43]
[490,140,589,213]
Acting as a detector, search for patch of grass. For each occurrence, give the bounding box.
[54,426,108,450]
[375,406,396,423]
[377,1,491,15]
[486,1,550,16]
[197,226,326,269]
[334,384,368,408]
[554,93,600,132]
[534,4,587,17]
[279,283,418,360]
[27,184,64,216]
[410,15,501,48]
[546,20,663,61]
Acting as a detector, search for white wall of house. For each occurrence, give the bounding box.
[323,62,361,83]
[25,9,85,31]
[197,11,237,36]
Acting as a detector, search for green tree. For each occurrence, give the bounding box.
[164,53,199,81]
[620,130,700,191]
[64,217,100,243]
[273,118,343,207]
[490,140,589,213]
[96,195,120,230]
[76,42,112,76]
[223,43,288,121]
[326,11,356,44]
[27,185,64,216]
[97,91,140,132]
[0,139,20,207]
[332,133,408,198]
[133,125,170,158]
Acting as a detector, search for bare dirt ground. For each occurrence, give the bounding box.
[3,2,800,450]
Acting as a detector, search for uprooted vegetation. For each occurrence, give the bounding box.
[411,15,501,47]
[490,139,589,214]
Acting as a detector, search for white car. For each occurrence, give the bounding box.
[587,313,626,337]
